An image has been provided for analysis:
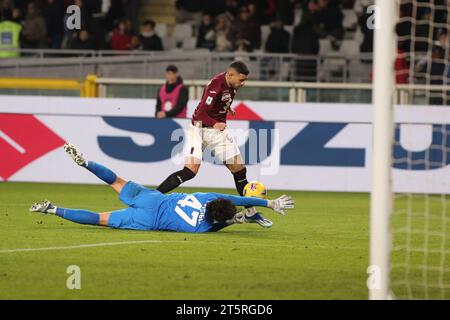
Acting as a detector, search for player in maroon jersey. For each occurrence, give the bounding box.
[156,61,273,228]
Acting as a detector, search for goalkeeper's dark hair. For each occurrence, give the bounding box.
[229,61,250,75]
[205,198,237,223]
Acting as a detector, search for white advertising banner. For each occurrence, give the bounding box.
[1,95,449,193]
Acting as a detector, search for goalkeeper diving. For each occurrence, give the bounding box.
[29,143,295,233]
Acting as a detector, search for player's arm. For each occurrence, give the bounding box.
[155,93,162,117]
[210,193,295,215]
[208,209,246,232]
[216,193,268,207]
[208,221,231,232]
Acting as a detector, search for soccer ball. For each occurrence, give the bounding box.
[243,181,267,199]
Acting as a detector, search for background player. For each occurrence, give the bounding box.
[29,143,294,233]
[155,61,272,226]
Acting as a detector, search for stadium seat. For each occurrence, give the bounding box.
[162,37,176,51]
[354,28,364,45]
[261,25,271,50]
[182,37,197,50]
[318,39,346,81]
[349,60,372,82]
[293,8,302,26]
[155,24,167,38]
[173,24,194,40]
[343,9,358,30]
[284,25,294,36]
[340,40,359,56]
[319,39,362,82]
[280,61,291,80]
[285,25,294,48]
[319,39,332,55]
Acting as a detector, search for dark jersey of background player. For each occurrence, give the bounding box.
[192,71,236,127]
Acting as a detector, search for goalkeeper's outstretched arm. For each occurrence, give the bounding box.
[206,194,295,232]
[209,193,295,215]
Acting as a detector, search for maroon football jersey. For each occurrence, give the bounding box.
[192,72,236,127]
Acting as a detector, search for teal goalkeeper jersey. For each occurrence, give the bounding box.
[155,192,268,233]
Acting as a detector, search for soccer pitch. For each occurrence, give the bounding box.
[0,182,371,300]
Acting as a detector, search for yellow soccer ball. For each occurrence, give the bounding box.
[243,181,267,199]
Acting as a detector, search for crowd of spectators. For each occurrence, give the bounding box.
[0,0,350,55]
[395,0,450,106]
[0,0,383,63]
[0,0,449,99]
[183,0,347,54]
[395,1,449,90]
[353,0,449,93]
[0,0,148,51]
[180,0,349,81]
[181,0,449,101]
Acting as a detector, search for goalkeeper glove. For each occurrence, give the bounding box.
[267,195,295,215]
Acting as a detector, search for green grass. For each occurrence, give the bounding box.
[0,182,372,300]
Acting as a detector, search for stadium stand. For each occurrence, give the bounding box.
[0,0,448,105]
[0,1,352,55]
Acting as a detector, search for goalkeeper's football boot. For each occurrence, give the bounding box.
[242,207,273,228]
[246,212,273,228]
[64,142,87,167]
[29,200,55,214]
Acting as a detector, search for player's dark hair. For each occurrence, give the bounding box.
[166,64,178,73]
[229,61,250,75]
[205,198,237,223]
[142,19,156,28]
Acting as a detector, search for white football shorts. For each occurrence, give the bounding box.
[183,123,241,163]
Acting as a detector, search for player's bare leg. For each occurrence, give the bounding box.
[184,156,201,175]
[156,156,200,193]
[64,142,127,194]
[110,177,127,194]
[98,212,111,226]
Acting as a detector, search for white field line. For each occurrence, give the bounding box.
[0,240,163,253]
[0,239,364,254]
